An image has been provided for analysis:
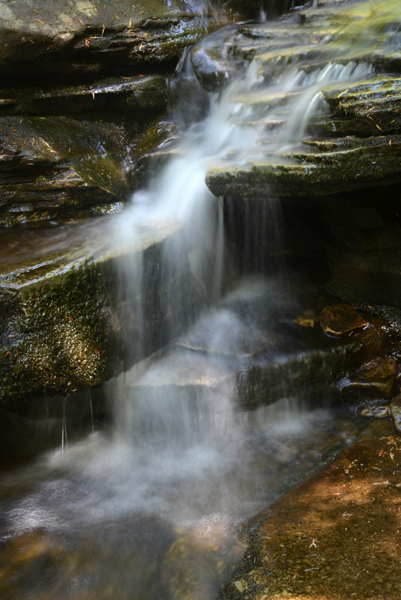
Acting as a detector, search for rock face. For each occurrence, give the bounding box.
[0,218,207,408]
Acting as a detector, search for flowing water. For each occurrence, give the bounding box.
[0,4,383,599]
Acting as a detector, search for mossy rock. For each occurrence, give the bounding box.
[0,218,207,410]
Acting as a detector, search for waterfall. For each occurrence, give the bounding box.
[0,8,376,600]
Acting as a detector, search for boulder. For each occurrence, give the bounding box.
[319,303,367,337]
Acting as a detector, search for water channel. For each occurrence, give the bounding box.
[0,2,395,598]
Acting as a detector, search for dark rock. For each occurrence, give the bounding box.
[236,315,390,410]
[338,356,398,403]
[320,303,367,337]
[0,115,132,225]
[0,75,168,117]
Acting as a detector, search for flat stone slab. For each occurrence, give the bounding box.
[205,137,401,198]
[221,419,401,600]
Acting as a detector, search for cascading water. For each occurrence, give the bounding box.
[0,6,379,600]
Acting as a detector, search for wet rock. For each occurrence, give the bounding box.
[316,76,401,138]
[221,419,401,600]
[0,219,207,408]
[236,315,390,410]
[390,394,401,434]
[320,303,367,337]
[338,356,397,403]
[190,33,239,92]
[128,119,181,191]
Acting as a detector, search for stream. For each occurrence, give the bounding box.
[0,5,381,600]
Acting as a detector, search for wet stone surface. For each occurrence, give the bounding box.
[221,419,401,600]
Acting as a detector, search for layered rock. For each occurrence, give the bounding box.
[0,0,227,79]
[186,0,401,315]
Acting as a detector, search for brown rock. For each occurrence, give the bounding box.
[320,303,367,336]
[338,356,398,403]
[222,420,401,600]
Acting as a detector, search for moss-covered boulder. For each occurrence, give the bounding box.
[0,218,207,411]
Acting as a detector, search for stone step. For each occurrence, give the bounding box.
[205,134,401,198]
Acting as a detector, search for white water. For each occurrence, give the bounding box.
[0,16,373,600]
